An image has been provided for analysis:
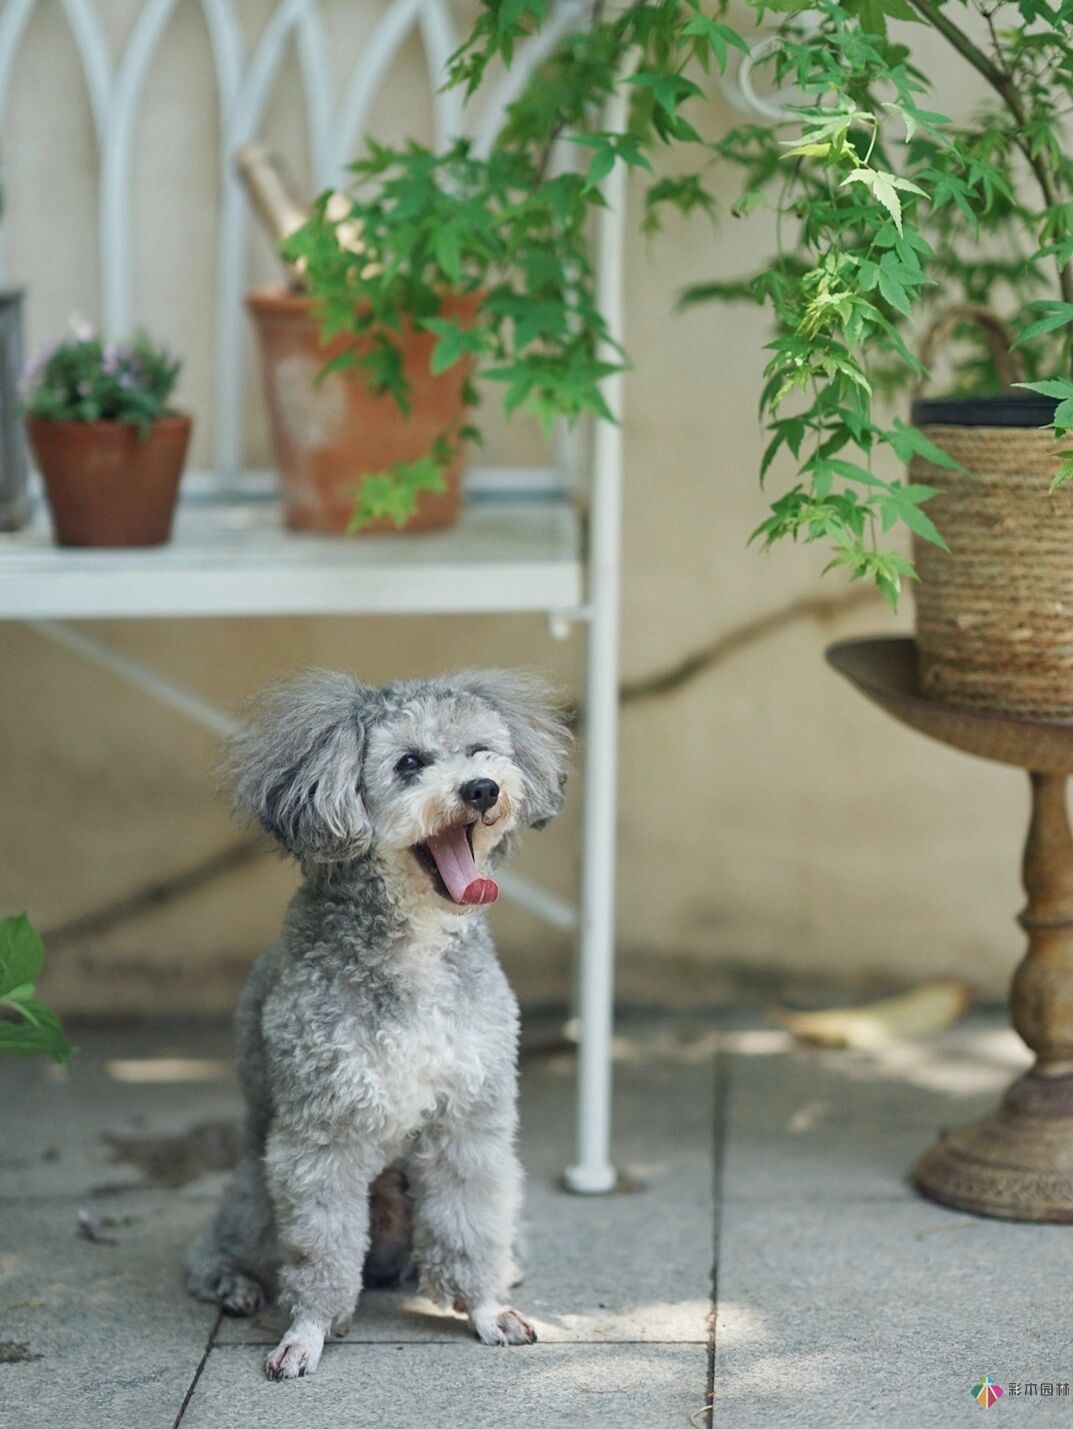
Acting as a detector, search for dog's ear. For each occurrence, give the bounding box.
[452,670,573,828]
[227,670,377,862]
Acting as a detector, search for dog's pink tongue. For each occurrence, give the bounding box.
[426,826,498,905]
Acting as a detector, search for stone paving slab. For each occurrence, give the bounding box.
[183,1342,709,1429]
[0,1192,217,1429]
[720,1024,1031,1201]
[714,1029,1069,1429]
[518,1036,717,1188]
[0,1021,240,1201]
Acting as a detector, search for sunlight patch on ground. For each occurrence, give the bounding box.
[539,1298,712,1341]
[528,1346,690,1391]
[711,1301,773,1346]
[955,1025,1033,1066]
[820,1031,1031,1098]
[714,1346,842,1395]
[105,1057,235,1083]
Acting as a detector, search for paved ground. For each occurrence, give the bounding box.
[0,1009,1069,1427]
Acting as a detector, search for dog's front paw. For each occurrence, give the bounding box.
[470,1303,538,1346]
[264,1329,325,1380]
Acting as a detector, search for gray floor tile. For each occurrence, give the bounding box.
[713,1194,1072,1427]
[0,1192,217,1429]
[721,1021,1030,1200]
[0,1022,240,1201]
[183,1342,708,1429]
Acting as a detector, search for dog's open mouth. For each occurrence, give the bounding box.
[411,822,499,906]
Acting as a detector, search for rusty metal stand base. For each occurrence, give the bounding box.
[914,1073,1073,1222]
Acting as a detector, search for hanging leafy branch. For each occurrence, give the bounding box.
[288,0,1073,603]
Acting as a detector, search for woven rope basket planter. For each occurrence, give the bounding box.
[910,306,1069,719]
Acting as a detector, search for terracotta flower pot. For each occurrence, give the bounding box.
[26,413,191,548]
[247,287,476,535]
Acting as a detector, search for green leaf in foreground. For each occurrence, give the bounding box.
[1017,379,1073,401]
[0,913,44,996]
[0,914,72,1064]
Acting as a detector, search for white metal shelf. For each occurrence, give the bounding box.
[0,468,583,620]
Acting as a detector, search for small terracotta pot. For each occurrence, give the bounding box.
[247,287,476,534]
[27,414,191,548]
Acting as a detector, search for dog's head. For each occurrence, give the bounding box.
[228,668,572,910]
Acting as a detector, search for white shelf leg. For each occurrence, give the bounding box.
[563,78,628,1196]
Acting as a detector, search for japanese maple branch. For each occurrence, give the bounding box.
[904,0,1073,336]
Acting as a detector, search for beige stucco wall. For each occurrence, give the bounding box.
[0,4,1027,1014]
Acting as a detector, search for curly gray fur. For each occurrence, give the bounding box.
[187,668,572,1379]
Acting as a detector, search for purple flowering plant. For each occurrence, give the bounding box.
[20,318,181,438]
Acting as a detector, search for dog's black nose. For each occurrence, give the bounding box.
[461,778,499,813]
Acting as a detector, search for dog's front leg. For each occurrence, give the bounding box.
[262,1129,373,1380]
[410,1114,536,1347]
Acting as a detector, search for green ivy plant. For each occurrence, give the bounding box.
[289,0,1073,601]
[0,914,71,1063]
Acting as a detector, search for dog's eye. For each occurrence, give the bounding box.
[467,745,490,758]
[394,752,426,779]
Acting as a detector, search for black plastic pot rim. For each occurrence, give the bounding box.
[911,391,1060,428]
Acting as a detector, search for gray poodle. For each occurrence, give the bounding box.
[186,668,571,1379]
